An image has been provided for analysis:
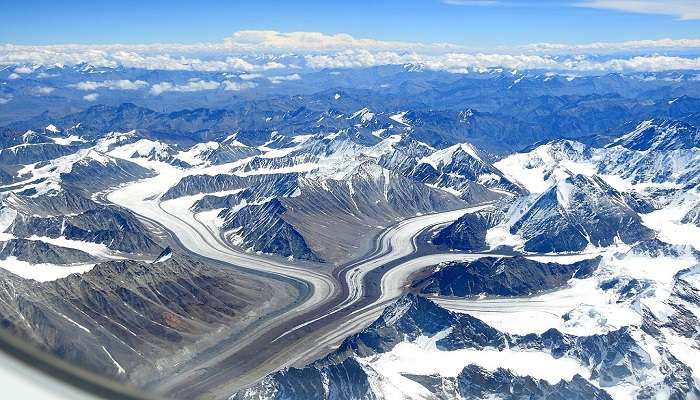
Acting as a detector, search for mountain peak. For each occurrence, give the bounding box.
[610,119,700,151]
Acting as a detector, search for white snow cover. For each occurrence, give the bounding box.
[419,143,482,169]
[101,346,126,375]
[26,236,119,259]
[436,249,696,337]
[555,178,574,208]
[348,107,374,123]
[0,257,94,282]
[357,328,588,400]
[107,138,171,160]
[50,135,85,146]
[388,111,410,126]
[175,141,221,166]
[641,191,700,251]
[45,124,60,133]
[494,141,596,194]
[10,148,117,196]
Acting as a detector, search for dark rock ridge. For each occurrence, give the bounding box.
[608,119,700,151]
[280,160,466,262]
[161,172,299,201]
[682,203,700,226]
[219,198,320,262]
[57,151,155,194]
[193,142,261,165]
[3,188,100,217]
[0,142,84,165]
[0,238,95,264]
[432,208,503,251]
[7,206,162,255]
[380,140,525,200]
[511,174,654,252]
[188,175,300,213]
[414,256,601,297]
[447,365,611,400]
[185,160,466,262]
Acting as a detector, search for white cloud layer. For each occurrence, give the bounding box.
[83,93,99,102]
[267,73,302,84]
[305,50,700,73]
[149,79,221,95]
[577,0,700,20]
[13,65,33,74]
[221,30,458,53]
[69,79,148,91]
[2,31,700,74]
[520,38,700,53]
[222,80,257,91]
[35,86,55,95]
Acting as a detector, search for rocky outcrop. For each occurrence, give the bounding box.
[7,206,162,255]
[511,174,654,252]
[414,256,601,297]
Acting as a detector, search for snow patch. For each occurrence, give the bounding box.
[0,257,94,282]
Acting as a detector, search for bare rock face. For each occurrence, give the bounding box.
[413,256,601,297]
[432,209,502,251]
[511,174,654,253]
[280,161,466,262]
[0,238,95,264]
[0,253,274,383]
[8,206,162,255]
[682,203,700,226]
[0,142,83,165]
[219,198,320,262]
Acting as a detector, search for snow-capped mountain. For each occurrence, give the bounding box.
[609,119,700,151]
[510,173,654,253]
[235,290,699,399]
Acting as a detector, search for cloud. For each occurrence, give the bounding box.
[2,30,700,74]
[267,73,302,84]
[239,73,262,80]
[149,79,220,95]
[221,30,458,53]
[577,0,700,20]
[83,93,99,102]
[35,86,55,94]
[13,65,33,74]
[304,49,700,73]
[562,55,700,71]
[520,38,700,53]
[304,50,559,71]
[0,95,12,104]
[70,79,148,91]
[222,80,257,91]
[0,31,457,72]
[0,46,288,73]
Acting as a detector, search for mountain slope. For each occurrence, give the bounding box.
[511,174,654,252]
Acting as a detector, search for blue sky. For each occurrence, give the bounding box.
[2,0,700,47]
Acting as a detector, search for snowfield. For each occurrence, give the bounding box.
[0,257,94,281]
